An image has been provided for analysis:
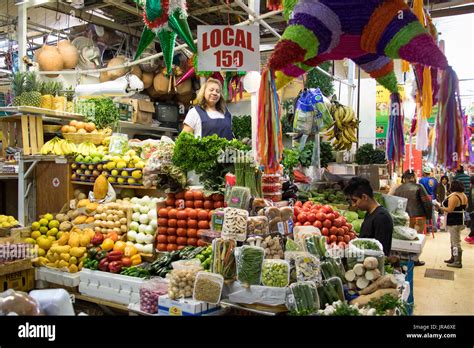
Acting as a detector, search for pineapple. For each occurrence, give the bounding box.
[40,81,54,109]
[22,72,42,107]
[12,72,26,106]
[52,81,66,111]
[64,86,75,113]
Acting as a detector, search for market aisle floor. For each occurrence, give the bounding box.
[413,228,474,315]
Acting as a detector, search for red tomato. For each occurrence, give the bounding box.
[294,206,302,216]
[158,218,168,227]
[303,201,313,208]
[168,209,178,219]
[321,227,329,236]
[184,191,194,201]
[158,208,168,218]
[167,235,177,244]
[177,211,188,220]
[334,211,340,219]
[185,201,194,208]
[297,213,307,223]
[175,192,185,200]
[165,198,175,207]
[167,244,178,251]
[307,213,317,223]
[214,201,224,209]
[327,213,335,221]
[304,221,312,226]
[316,212,326,221]
[314,204,322,210]
[336,228,345,236]
[177,237,188,245]
[349,232,356,240]
[337,236,344,242]
[157,235,167,243]
[295,222,302,226]
[187,238,198,246]
[211,194,223,202]
[323,205,333,213]
[167,193,175,200]
[187,229,198,238]
[302,207,310,213]
[194,200,204,209]
[176,228,187,237]
[168,219,177,228]
[121,257,132,267]
[340,217,347,224]
[333,218,343,228]
[198,221,209,229]
[313,220,323,229]
[203,201,214,210]
[177,220,187,228]
[188,209,197,220]
[329,235,337,243]
[166,227,176,235]
[157,227,167,235]
[157,243,167,251]
[295,201,303,207]
[198,211,209,221]
[322,219,332,228]
[193,191,204,200]
[187,219,198,229]
[338,241,347,249]
[342,226,349,234]
[177,245,185,250]
[346,223,353,230]
[197,229,205,238]
[343,235,351,243]
[329,226,338,235]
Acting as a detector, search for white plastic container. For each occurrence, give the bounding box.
[261,259,290,287]
[29,289,75,315]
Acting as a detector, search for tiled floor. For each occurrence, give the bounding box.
[413,227,474,315]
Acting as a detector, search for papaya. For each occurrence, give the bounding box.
[93,175,108,200]
[72,215,87,225]
[85,216,95,224]
[69,246,86,258]
[57,232,69,246]
[50,245,71,254]
[68,233,80,247]
[77,199,90,208]
[58,260,69,269]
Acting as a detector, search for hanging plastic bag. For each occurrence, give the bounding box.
[109,133,129,155]
[293,90,314,135]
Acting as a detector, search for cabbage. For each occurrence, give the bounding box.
[393,226,418,240]
[352,219,364,234]
[344,211,359,222]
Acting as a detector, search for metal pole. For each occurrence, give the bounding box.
[249,0,260,162]
[17,2,28,72]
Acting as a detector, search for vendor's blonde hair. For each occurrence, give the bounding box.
[196,78,226,114]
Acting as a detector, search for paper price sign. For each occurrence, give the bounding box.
[197,25,260,72]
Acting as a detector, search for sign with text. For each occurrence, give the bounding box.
[197,25,260,72]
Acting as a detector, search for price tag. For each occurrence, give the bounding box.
[197,25,260,72]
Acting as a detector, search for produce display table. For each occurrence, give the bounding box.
[220,299,287,316]
[35,267,81,289]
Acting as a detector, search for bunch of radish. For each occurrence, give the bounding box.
[156,191,224,252]
[293,201,357,248]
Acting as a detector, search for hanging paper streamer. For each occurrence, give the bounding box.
[267,0,283,10]
[257,70,283,173]
[435,67,464,169]
[134,0,196,75]
[386,93,405,166]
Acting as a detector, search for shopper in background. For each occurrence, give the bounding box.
[454,166,470,195]
[419,167,438,232]
[437,180,467,268]
[343,177,393,256]
[393,170,433,266]
[464,176,474,245]
[182,78,233,140]
[436,175,451,230]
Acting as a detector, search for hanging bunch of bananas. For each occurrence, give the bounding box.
[76,142,98,157]
[325,100,359,151]
[40,137,77,155]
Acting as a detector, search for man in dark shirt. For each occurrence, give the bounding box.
[343,177,393,255]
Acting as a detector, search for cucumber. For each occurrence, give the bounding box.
[325,282,340,304]
[318,236,327,259]
[317,286,329,307]
[320,262,334,280]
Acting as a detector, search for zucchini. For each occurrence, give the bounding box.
[320,262,334,280]
[325,282,340,304]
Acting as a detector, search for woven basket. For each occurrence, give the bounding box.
[63,132,107,145]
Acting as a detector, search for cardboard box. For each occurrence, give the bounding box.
[158,295,221,316]
[119,98,154,125]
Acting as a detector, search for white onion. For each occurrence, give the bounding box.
[134,243,144,252]
[132,212,141,222]
[127,230,137,241]
[139,214,149,224]
[135,232,146,244]
[139,205,150,214]
[129,221,139,231]
[144,225,154,235]
[142,243,153,254]
[147,209,157,220]
[133,205,141,212]
[149,219,157,230]
[131,197,138,204]
[143,234,154,244]
[138,224,147,234]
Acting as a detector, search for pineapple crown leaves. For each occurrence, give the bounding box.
[12,72,26,97]
[23,72,41,93]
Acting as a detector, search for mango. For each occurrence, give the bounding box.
[70,246,86,258]
[69,256,78,265]
[59,253,71,262]
[58,260,69,269]
[68,264,78,273]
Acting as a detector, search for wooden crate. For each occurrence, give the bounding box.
[0,259,33,276]
[0,268,35,292]
[0,115,44,156]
